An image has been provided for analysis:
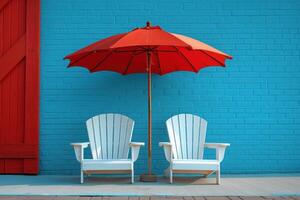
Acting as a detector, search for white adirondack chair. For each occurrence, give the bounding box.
[71,114,144,183]
[159,114,230,184]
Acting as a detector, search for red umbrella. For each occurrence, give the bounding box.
[64,22,232,181]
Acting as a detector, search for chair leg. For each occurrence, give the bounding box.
[164,167,170,177]
[216,167,220,185]
[204,170,214,178]
[131,169,134,184]
[80,170,84,184]
[170,168,173,184]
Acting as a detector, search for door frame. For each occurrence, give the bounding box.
[24,0,40,174]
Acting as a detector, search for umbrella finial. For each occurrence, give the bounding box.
[146,21,151,28]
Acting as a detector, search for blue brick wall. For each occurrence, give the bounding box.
[40,0,300,175]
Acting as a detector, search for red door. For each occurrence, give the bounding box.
[0,0,40,174]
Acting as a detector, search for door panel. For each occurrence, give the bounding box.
[0,0,39,174]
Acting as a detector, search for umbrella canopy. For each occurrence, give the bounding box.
[65,22,231,75]
[64,22,232,181]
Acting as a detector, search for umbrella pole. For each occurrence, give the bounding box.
[148,50,152,175]
[140,50,157,182]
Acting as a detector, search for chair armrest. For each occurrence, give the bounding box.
[205,143,230,148]
[129,142,145,147]
[130,142,144,162]
[159,142,172,147]
[71,142,89,148]
[159,142,173,163]
[204,143,230,162]
[70,142,89,162]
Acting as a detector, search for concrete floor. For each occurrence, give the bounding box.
[0,197,299,199]
[0,175,299,196]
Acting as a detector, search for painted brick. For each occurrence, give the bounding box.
[40,0,300,175]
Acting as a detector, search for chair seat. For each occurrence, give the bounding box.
[172,159,219,171]
[82,159,132,171]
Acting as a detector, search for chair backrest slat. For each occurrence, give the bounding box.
[166,118,177,159]
[186,114,193,159]
[86,119,97,159]
[171,116,182,159]
[192,115,200,159]
[92,116,101,159]
[106,114,114,159]
[198,118,207,159]
[166,114,207,160]
[86,114,134,160]
[99,114,107,159]
[113,114,121,159]
[178,114,187,159]
[123,119,134,158]
[118,116,129,158]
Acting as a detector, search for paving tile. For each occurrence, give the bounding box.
[0,197,27,200]
[261,196,293,200]
[77,197,92,200]
[192,197,206,200]
[205,197,231,200]
[90,197,103,200]
[128,197,139,200]
[53,196,79,200]
[23,196,56,200]
[165,197,184,199]
[150,197,168,200]
[139,197,150,200]
[182,197,194,200]
[290,197,300,200]
[227,197,242,200]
